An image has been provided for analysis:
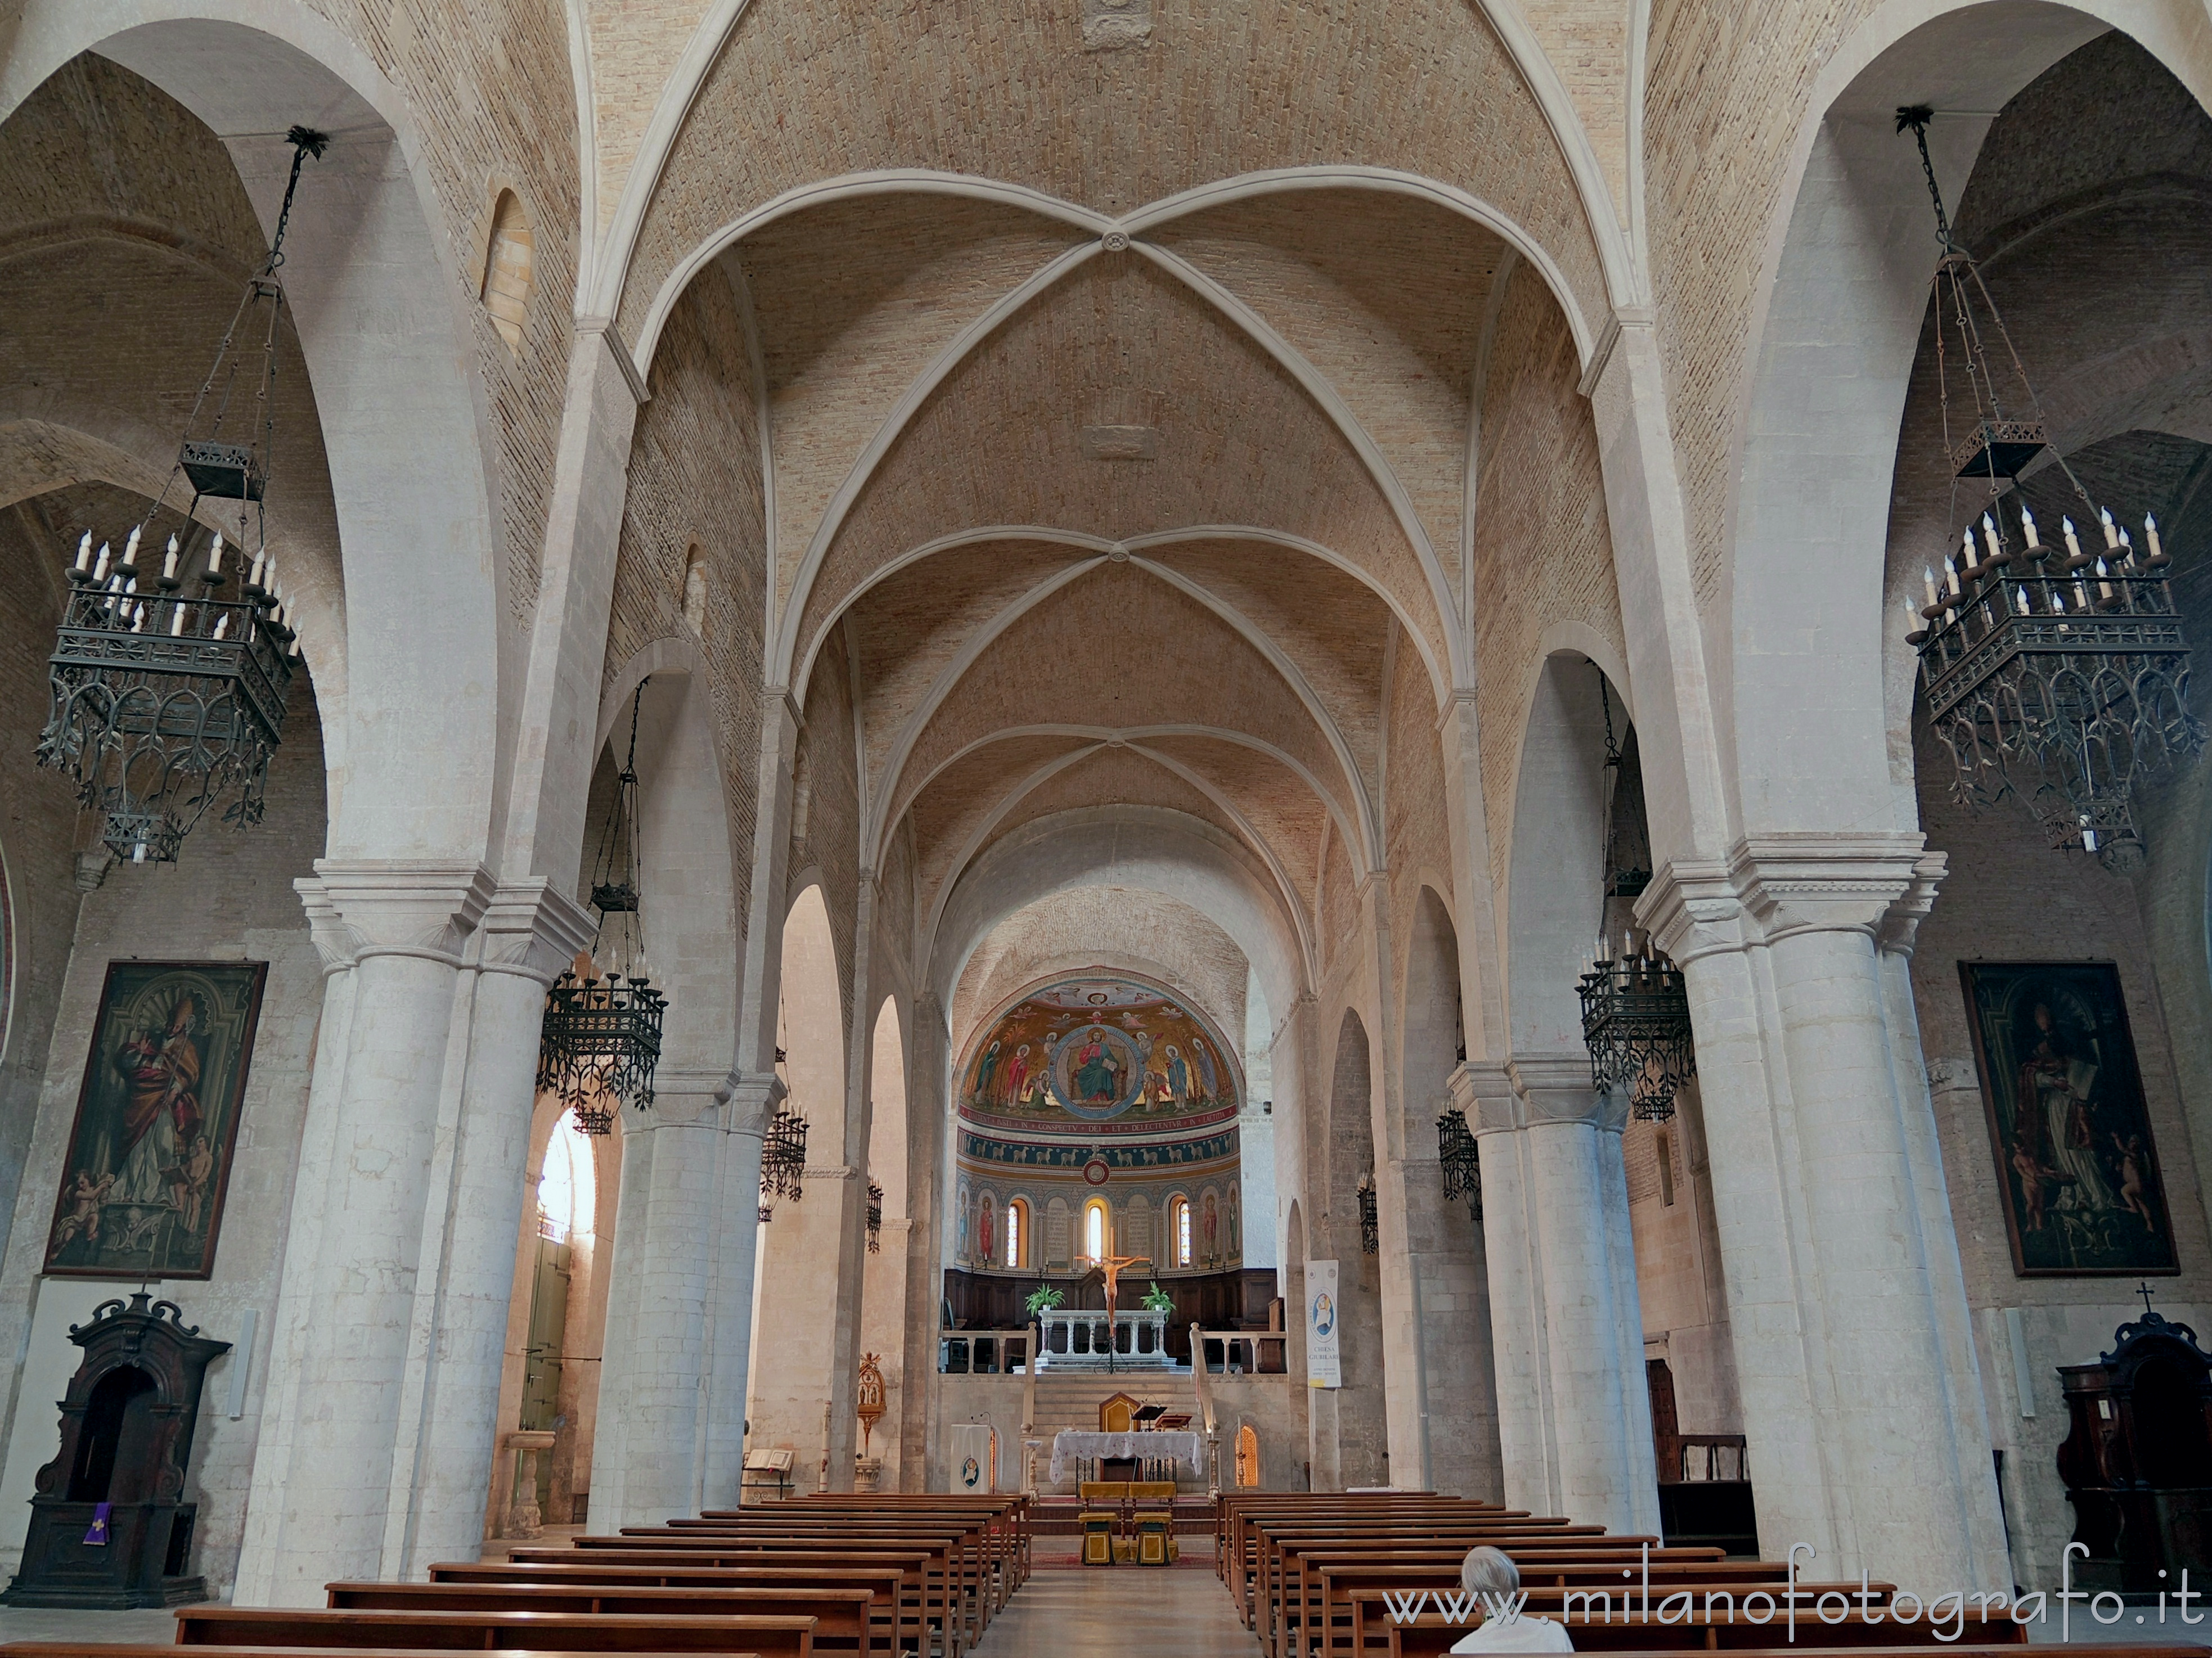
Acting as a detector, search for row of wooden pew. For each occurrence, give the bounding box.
[5,1493,1031,1658]
[1213,1491,2146,1658]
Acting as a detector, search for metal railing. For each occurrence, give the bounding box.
[1036,1309,1172,1365]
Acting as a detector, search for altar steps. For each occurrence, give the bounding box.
[1027,1373,1208,1499]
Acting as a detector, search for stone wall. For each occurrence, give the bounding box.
[0,678,327,1596]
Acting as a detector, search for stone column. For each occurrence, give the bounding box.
[900,994,950,1491]
[1379,1132,1499,1499]
[1643,836,2008,1585]
[238,863,594,1603]
[1462,1055,1658,1533]
[702,1074,774,1508]
[393,880,594,1575]
[588,1067,747,1525]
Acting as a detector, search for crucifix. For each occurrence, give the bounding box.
[1097,1250,1152,1373]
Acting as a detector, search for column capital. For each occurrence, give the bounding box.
[295,860,498,972]
[478,878,599,985]
[1506,1052,1625,1133]
[649,1067,738,1128]
[1640,834,1941,962]
[725,1069,788,1136]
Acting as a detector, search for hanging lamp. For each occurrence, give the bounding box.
[1576,674,1696,1121]
[1895,106,2200,872]
[36,128,327,864]
[537,687,667,1134]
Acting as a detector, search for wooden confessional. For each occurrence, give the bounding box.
[0,1290,230,1607]
[2057,1301,2212,1592]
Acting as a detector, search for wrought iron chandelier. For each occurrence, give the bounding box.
[537,688,667,1135]
[759,1040,810,1202]
[1355,1171,1378,1255]
[1436,1106,1481,1226]
[1576,675,1696,1121]
[35,127,327,865]
[1896,107,2201,873]
[867,1179,884,1254]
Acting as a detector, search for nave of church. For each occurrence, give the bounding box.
[0,0,2206,1646]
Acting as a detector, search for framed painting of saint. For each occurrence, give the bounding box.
[44,960,267,1279]
[1961,961,2175,1278]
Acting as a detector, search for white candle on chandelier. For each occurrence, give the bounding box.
[2096,558,2114,601]
[2062,516,2082,560]
[2118,527,2134,567]
[73,531,92,573]
[91,542,111,583]
[169,602,188,637]
[2074,575,2092,611]
[161,540,180,581]
[1959,529,1976,574]
[2099,506,2119,549]
[2020,503,2041,549]
[212,612,230,641]
[1980,513,2002,564]
[246,548,266,588]
[129,602,146,633]
[2145,514,2164,561]
[1901,596,1921,638]
[120,526,141,569]
[1944,555,1961,596]
[2015,586,2031,615]
[1922,566,1940,609]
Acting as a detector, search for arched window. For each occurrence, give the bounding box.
[1083,1199,1108,1264]
[1005,1199,1028,1269]
[1170,1196,1192,1268]
[681,544,709,635]
[480,188,534,355]
[537,1109,596,1244]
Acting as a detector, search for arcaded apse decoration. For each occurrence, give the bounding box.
[46,962,266,1279]
[1962,962,2175,1277]
[960,974,1242,1125]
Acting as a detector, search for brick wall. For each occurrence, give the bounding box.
[1472,264,1625,896]
[610,267,766,934]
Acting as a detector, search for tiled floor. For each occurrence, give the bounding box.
[0,1605,177,1642]
[973,1566,1262,1655]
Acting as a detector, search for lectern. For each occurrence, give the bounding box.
[0,1290,230,1607]
[2057,1297,2212,1592]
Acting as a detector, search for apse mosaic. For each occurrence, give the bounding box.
[959,974,1241,1131]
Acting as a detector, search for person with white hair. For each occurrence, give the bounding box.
[1450,1546,1573,1652]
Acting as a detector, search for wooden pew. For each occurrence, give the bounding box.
[660,1516,998,1616]
[632,1522,986,1643]
[526,1544,951,1657]
[325,1582,875,1657]
[1302,1554,1770,1657]
[1367,1605,2040,1655]
[1256,1521,1625,1650]
[3,1647,750,1658]
[429,1560,911,1658]
[172,1608,815,1658]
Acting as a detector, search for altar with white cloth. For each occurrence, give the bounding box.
[1047,1429,1202,1485]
